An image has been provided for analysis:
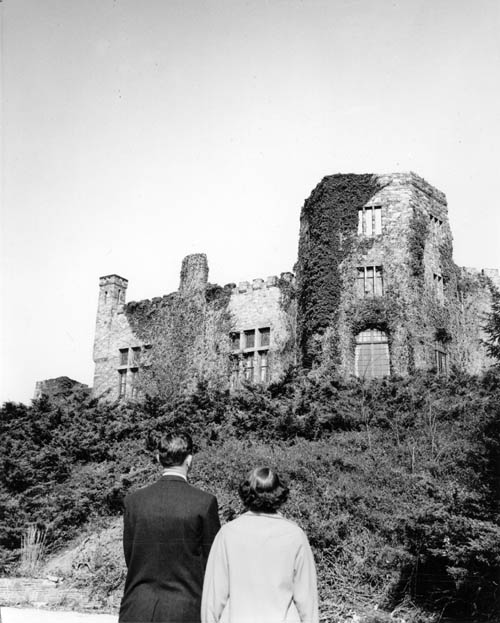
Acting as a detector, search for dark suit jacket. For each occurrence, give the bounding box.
[119,475,220,623]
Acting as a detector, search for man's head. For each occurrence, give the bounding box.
[158,432,193,469]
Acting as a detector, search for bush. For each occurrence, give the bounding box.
[1,369,499,620]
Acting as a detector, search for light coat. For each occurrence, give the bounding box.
[201,511,319,623]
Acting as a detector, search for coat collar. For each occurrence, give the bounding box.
[160,474,188,483]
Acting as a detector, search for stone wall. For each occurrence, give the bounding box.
[92,172,497,399]
[92,258,295,399]
[34,377,90,401]
[92,275,143,401]
[298,172,494,379]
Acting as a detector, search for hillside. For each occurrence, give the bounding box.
[1,369,499,622]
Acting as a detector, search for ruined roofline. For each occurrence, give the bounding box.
[230,272,295,294]
[125,271,295,308]
[99,274,129,285]
[460,266,500,288]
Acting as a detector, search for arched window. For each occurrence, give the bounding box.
[355,329,390,379]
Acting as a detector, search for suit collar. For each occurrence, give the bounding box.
[161,474,188,483]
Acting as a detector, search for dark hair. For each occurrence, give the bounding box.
[238,467,289,513]
[158,432,193,467]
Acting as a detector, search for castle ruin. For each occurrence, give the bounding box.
[92,172,498,400]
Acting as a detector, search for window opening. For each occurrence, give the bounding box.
[433,273,444,301]
[435,342,448,375]
[355,329,390,379]
[119,348,129,366]
[131,347,141,366]
[230,332,241,351]
[357,266,383,297]
[244,330,255,349]
[358,206,382,236]
[229,327,271,387]
[118,370,127,397]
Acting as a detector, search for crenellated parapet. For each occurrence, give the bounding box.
[229,272,295,294]
[91,172,497,401]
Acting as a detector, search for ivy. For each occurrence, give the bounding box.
[347,296,402,337]
[407,209,429,282]
[124,283,233,400]
[296,174,382,367]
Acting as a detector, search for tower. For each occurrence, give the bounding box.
[93,274,129,396]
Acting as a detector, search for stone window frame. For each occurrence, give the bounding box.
[357,265,384,298]
[358,205,382,236]
[117,344,149,399]
[229,326,271,388]
[118,369,127,397]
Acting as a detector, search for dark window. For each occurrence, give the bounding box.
[244,330,255,349]
[259,327,270,347]
[355,329,390,379]
[429,214,443,227]
[131,347,141,366]
[118,370,127,397]
[435,342,448,375]
[433,273,444,301]
[230,332,241,351]
[243,353,254,381]
[229,356,240,390]
[119,348,129,366]
[130,369,139,398]
[258,351,269,383]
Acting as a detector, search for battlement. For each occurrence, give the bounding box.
[92,171,497,401]
[99,274,129,289]
[229,272,295,294]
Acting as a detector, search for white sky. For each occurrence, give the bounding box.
[1,0,499,404]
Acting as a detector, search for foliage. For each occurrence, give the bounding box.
[125,284,232,400]
[1,370,499,620]
[483,285,500,363]
[296,174,383,367]
[407,209,429,282]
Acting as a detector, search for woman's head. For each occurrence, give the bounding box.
[238,466,289,513]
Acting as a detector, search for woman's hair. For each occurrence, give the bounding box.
[238,466,289,512]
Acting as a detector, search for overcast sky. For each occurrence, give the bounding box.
[1,0,499,404]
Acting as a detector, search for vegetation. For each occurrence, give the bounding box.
[296,174,382,367]
[484,285,500,363]
[1,370,499,621]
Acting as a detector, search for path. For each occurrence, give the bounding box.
[0,607,117,623]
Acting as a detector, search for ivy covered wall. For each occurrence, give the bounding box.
[296,171,495,378]
[296,173,382,368]
[92,173,497,401]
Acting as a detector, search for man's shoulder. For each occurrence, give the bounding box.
[185,481,217,504]
[124,480,158,504]
[124,478,216,506]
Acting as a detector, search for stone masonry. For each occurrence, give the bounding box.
[91,172,498,400]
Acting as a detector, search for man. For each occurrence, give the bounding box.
[119,432,220,623]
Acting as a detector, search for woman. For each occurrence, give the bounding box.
[201,466,319,623]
